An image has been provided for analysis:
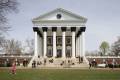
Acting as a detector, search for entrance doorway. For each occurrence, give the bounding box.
[57,49,62,58]
[66,47,71,58]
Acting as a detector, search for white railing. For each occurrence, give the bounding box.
[84,56,89,64]
[86,56,120,58]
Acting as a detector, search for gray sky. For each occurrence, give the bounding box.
[7,0,120,51]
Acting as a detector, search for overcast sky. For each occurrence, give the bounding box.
[7,0,120,51]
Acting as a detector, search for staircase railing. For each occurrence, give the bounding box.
[84,56,89,64]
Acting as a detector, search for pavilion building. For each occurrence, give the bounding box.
[28,8,89,67]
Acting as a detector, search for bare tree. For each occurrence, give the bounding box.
[111,37,120,56]
[2,39,22,54]
[0,0,19,44]
[22,38,34,54]
[26,38,34,54]
[86,50,99,56]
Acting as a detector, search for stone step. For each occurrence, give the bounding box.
[37,63,89,68]
[29,57,89,68]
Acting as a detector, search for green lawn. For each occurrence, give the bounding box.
[0,68,120,80]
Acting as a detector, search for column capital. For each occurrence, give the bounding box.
[80,27,86,32]
[42,27,48,32]
[61,27,66,32]
[71,27,76,32]
[33,27,42,37]
[33,27,39,32]
[52,27,57,32]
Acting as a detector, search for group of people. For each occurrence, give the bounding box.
[32,59,47,68]
[23,60,28,67]
[32,60,36,68]
[89,61,97,69]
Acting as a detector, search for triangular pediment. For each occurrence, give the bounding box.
[32,8,87,22]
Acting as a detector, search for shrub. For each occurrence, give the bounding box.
[0,64,5,67]
[108,64,120,68]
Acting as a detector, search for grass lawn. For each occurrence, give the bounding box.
[0,68,120,80]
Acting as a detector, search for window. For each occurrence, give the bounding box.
[47,36,52,46]
[57,36,62,45]
[47,48,52,57]
[66,49,71,57]
[56,14,62,19]
[57,49,62,58]
[66,37,71,46]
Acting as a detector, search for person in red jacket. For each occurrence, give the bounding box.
[11,61,16,74]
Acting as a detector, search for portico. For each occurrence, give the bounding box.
[33,27,86,58]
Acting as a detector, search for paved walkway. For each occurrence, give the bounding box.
[0,67,120,70]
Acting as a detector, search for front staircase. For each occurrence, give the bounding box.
[28,56,89,68]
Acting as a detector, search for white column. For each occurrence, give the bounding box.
[72,31,75,58]
[77,37,80,57]
[43,31,47,58]
[62,32,66,58]
[53,31,56,58]
[34,31,38,57]
[39,36,42,57]
[76,37,78,57]
[81,32,85,57]
[79,35,81,57]
[37,35,40,57]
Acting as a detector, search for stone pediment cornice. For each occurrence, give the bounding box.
[32,20,86,23]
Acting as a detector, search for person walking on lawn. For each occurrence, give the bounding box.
[11,61,16,74]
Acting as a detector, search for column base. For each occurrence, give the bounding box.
[43,56,47,59]
[72,57,76,59]
[79,57,83,63]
